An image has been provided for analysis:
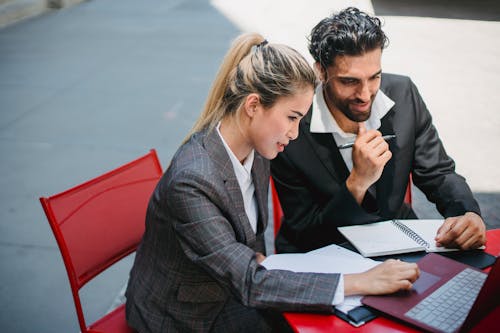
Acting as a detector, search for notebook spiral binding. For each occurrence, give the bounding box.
[391,220,430,248]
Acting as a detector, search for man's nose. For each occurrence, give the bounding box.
[357,81,371,101]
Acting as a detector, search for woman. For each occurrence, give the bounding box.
[125,33,419,332]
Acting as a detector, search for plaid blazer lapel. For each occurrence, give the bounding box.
[251,154,269,234]
[203,129,256,245]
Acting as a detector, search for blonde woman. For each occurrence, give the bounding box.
[125,33,419,333]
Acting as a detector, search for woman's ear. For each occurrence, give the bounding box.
[243,93,260,118]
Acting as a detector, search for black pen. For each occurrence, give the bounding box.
[337,134,396,150]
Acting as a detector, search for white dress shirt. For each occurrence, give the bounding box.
[216,123,258,233]
[310,83,395,171]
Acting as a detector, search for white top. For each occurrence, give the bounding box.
[216,123,258,233]
[310,84,395,171]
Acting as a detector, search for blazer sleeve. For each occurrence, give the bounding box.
[409,80,481,218]
[166,168,339,313]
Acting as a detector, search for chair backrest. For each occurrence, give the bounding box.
[39,149,163,333]
[270,175,413,238]
[269,177,283,237]
[404,174,413,205]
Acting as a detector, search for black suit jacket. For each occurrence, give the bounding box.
[271,73,480,253]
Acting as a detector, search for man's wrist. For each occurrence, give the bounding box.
[346,173,368,204]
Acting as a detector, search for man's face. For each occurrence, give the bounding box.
[321,48,382,123]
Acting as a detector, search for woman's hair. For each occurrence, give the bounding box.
[309,7,388,70]
[186,33,317,139]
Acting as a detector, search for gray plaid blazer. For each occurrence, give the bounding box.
[125,128,339,332]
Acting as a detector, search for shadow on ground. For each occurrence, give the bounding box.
[411,187,500,229]
[373,0,500,21]
[474,193,500,229]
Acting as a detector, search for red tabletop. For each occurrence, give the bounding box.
[284,229,500,333]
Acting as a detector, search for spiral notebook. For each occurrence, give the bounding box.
[338,219,483,257]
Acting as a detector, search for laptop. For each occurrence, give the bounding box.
[362,253,500,333]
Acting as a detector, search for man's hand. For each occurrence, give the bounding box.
[435,212,486,250]
[346,122,392,204]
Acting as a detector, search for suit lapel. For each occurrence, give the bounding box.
[303,108,381,211]
[203,129,256,245]
[302,113,349,183]
[376,109,397,215]
[251,154,268,234]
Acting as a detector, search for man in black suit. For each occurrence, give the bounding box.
[271,7,486,253]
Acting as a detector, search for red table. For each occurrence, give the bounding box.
[284,229,500,333]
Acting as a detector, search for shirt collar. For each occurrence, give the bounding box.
[310,83,395,137]
[216,122,254,179]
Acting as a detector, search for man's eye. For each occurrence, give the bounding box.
[341,79,357,85]
[288,116,298,121]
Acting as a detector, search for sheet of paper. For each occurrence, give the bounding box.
[307,243,367,259]
[261,245,379,313]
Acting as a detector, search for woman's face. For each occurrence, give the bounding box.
[249,87,314,159]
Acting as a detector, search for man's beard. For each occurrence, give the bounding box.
[324,85,374,122]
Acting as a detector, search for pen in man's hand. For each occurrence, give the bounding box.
[337,134,396,150]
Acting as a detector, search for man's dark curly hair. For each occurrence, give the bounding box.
[308,7,388,69]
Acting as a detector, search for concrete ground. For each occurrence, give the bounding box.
[0,1,498,332]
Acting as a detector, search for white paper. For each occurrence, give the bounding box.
[261,245,379,313]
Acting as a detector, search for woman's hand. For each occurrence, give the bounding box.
[345,259,420,296]
[255,252,266,264]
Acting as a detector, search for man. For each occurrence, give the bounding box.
[271,7,486,253]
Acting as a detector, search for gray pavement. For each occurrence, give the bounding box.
[1,1,239,332]
[0,1,499,332]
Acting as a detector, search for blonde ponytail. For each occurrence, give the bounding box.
[185,32,316,142]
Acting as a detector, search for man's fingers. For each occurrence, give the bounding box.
[436,214,486,249]
[436,218,458,241]
[451,221,486,249]
[368,137,390,155]
[356,130,380,146]
[437,218,454,235]
[458,236,480,250]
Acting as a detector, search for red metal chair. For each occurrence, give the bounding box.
[270,176,413,237]
[269,177,283,238]
[39,150,163,333]
[404,174,413,206]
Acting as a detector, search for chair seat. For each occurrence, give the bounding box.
[88,304,136,333]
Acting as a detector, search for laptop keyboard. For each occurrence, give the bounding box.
[405,268,486,333]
